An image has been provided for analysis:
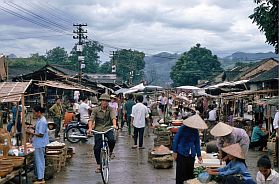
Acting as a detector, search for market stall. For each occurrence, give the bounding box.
[0,81,38,182]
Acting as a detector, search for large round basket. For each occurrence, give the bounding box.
[0,158,13,165]
[7,157,24,169]
[151,150,173,156]
[0,168,10,178]
[0,164,14,173]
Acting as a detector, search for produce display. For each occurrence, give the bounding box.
[151,145,172,155]
[193,166,206,178]
[47,141,65,149]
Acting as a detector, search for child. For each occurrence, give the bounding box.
[48,122,56,142]
[207,143,256,184]
[256,155,279,184]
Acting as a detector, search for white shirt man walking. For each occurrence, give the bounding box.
[131,95,149,149]
[79,96,91,124]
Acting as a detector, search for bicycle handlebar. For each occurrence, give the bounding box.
[92,127,114,134]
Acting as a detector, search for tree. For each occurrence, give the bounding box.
[249,0,278,53]
[46,47,68,64]
[98,61,111,73]
[70,40,103,73]
[170,44,223,86]
[112,49,145,84]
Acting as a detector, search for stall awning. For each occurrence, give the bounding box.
[37,81,97,94]
[0,81,32,102]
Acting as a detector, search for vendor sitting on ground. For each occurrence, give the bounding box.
[250,122,268,151]
[207,143,256,184]
[256,155,279,184]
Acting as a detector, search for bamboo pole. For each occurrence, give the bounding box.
[40,93,44,107]
[21,94,27,155]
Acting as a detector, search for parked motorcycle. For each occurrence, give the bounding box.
[65,121,91,143]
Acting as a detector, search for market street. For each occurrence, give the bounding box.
[47,127,267,184]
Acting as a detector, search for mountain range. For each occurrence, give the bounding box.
[144,51,279,87]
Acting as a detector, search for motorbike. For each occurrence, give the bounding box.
[64,121,91,143]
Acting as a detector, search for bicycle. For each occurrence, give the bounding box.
[93,127,114,184]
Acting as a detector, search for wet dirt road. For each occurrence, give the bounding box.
[47,128,269,184]
[47,129,175,184]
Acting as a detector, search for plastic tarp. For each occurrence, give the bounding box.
[206,80,249,89]
[115,88,129,94]
[176,85,201,90]
[144,85,163,90]
[130,83,145,90]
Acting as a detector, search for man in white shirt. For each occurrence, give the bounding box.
[273,109,279,167]
[79,96,92,124]
[109,95,119,128]
[131,95,149,149]
[74,90,80,103]
[208,108,217,122]
[273,110,279,138]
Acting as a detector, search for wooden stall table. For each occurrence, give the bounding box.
[19,150,35,184]
[0,169,23,184]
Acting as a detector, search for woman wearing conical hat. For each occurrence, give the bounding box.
[172,114,208,184]
[207,143,256,184]
[210,122,250,163]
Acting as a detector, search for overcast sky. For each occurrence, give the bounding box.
[0,0,275,61]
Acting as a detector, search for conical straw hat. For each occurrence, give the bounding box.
[210,122,233,137]
[221,143,245,159]
[183,114,208,129]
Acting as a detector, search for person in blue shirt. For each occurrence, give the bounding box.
[250,122,268,151]
[7,102,22,133]
[172,114,208,184]
[207,143,256,184]
[27,106,49,184]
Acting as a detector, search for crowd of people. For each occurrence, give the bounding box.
[4,91,278,184]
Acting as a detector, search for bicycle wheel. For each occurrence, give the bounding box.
[100,149,109,184]
[66,127,82,143]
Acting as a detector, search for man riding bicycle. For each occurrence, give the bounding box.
[87,93,117,173]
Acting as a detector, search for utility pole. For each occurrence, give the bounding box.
[73,23,88,84]
[110,51,117,73]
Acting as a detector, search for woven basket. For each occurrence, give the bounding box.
[0,168,10,177]
[7,157,24,169]
[0,164,14,173]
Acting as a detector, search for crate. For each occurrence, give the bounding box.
[46,146,67,172]
[46,154,62,172]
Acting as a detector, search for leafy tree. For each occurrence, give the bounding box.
[234,62,255,68]
[98,61,112,73]
[170,44,223,86]
[70,40,103,73]
[112,49,145,84]
[249,0,278,53]
[46,47,68,64]
[8,53,46,70]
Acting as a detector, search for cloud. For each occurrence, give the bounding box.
[0,0,275,59]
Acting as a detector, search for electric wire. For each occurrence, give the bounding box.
[5,1,71,32]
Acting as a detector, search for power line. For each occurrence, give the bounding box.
[3,3,71,32]
[0,34,71,41]
[4,1,72,34]
[21,0,74,26]
[0,5,68,34]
